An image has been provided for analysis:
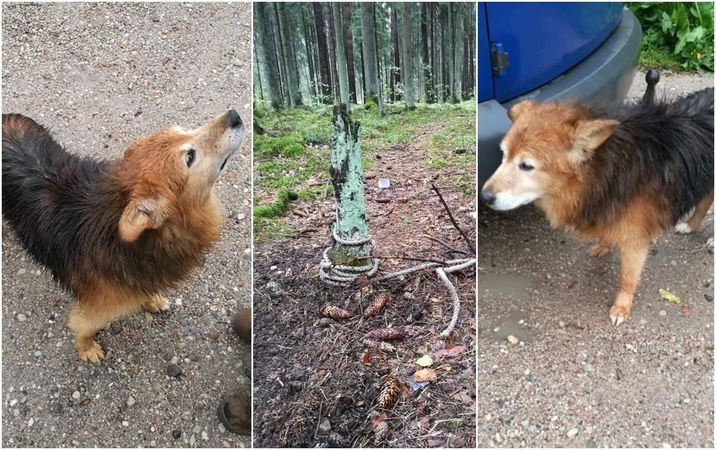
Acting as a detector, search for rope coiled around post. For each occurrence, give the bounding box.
[318,226,379,286]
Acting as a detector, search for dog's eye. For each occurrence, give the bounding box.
[519,162,534,171]
[185,149,196,168]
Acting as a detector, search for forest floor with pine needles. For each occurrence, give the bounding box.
[252,101,476,448]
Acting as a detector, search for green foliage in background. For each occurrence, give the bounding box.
[629,2,714,72]
[253,101,475,242]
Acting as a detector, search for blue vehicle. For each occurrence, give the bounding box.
[478,2,642,185]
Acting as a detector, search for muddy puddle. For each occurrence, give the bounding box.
[478,273,533,343]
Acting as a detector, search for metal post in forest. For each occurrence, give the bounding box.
[319,103,378,285]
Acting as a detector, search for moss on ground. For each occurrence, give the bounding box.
[253,101,476,241]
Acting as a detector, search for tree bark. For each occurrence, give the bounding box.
[421,2,433,103]
[277,2,301,107]
[389,7,400,102]
[452,3,464,102]
[361,2,379,106]
[255,2,281,110]
[332,3,350,106]
[329,104,370,263]
[401,3,415,109]
[312,2,332,103]
[342,3,356,103]
[252,39,263,102]
[271,3,285,100]
[301,5,317,100]
[463,6,471,99]
[447,4,454,102]
[431,4,440,103]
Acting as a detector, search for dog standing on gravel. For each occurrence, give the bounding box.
[481,75,714,325]
[2,110,244,362]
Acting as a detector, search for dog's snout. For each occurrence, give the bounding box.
[226,109,242,128]
[480,188,496,206]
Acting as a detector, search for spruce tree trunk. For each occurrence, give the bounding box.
[401,3,415,109]
[342,3,356,103]
[447,4,454,102]
[332,3,350,107]
[302,6,317,100]
[360,2,379,106]
[255,2,281,110]
[390,7,400,102]
[329,104,370,264]
[327,5,338,102]
[252,42,263,102]
[277,2,301,107]
[452,2,464,102]
[421,2,433,104]
[463,10,471,99]
[312,2,332,103]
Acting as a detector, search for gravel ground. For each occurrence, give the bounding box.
[478,71,715,448]
[2,3,252,447]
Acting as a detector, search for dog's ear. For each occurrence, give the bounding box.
[568,119,619,164]
[507,100,535,122]
[118,195,169,242]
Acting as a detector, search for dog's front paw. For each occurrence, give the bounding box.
[609,305,631,326]
[588,243,610,257]
[77,340,105,363]
[675,223,692,234]
[144,294,170,313]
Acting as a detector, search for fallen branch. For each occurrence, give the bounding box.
[436,268,460,338]
[426,236,471,256]
[430,183,475,255]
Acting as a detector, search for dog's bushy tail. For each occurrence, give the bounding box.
[2,113,71,182]
[669,87,714,117]
[3,115,67,214]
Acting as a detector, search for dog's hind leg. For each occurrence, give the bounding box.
[588,241,611,257]
[609,240,649,326]
[143,293,170,313]
[676,189,714,236]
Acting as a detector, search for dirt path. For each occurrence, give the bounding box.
[2,4,252,447]
[253,111,476,447]
[477,71,714,448]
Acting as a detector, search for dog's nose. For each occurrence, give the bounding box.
[226,109,242,128]
[480,188,496,206]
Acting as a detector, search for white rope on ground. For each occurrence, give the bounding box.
[442,258,477,273]
[371,262,440,282]
[372,258,474,282]
[436,267,460,338]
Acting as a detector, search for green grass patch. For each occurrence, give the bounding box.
[253,187,298,219]
[425,157,449,169]
[253,187,300,243]
[254,218,295,244]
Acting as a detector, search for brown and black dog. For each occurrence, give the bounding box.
[481,84,713,325]
[2,110,244,362]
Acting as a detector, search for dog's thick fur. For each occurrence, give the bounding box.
[481,88,714,324]
[2,111,244,362]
